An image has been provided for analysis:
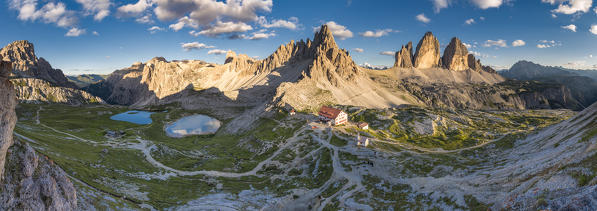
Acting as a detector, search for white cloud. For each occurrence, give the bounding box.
[469,50,490,58]
[432,0,451,13]
[511,40,526,47]
[470,0,504,9]
[65,27,86,37]
[551,13,558,18]
[360,29,393,38]
[10,1,77,27]
[591,25,597,35]
[313,21,353,40]
[465,18,475,25]
[353,48,364,53]
[92,31,99,36]
[135,14,153,24]
[148,26,164,34]
[247,30,275,40]
[483,39,507,48]
[258,16,299,30]
[117,0,152,16]
[196,20,253,37]
[542,0,593,15]
[181,42,215,51]
[463,42,473,48]
[537,40,561,48]
[416,13,431,23]
[562,24,577,32]
[154,0,272,24]
[75,0,111,21]
[169,16,198,31]
[379,51,395,56]
[207,49,228,55]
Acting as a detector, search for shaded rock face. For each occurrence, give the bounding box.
[394,42,414,68]
[467,54,483,72]
[0,61,16,180]
[1,141,77,210]
[0,40,75,88]
[413,32,441,69]
[442,37,469,71]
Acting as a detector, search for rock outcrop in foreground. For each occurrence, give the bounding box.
[0,61,16,179]
[0,58,77,210]
[1,40,103,104]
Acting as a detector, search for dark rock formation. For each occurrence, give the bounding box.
[442,37,469,71]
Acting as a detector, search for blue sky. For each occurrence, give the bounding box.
[2,0,597,75]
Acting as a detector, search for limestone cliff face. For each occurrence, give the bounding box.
[12,78,104,105]
[0,40,75,88]
[0,60,77,210]
[394,42,414,68]
[0,61,16,180]
[442,37,469,71]
[413,32,441,69]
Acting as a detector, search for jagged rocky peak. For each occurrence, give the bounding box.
[0,40,75,88]
[306,24,361,84]
[414,32,441,69]
[442,37,469,71]
[0,40,37,64]
[394,42,414,68]
[225,50,257,73]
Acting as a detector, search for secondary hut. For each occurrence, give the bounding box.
[357,122,369,130]
[318,106,347,126]
[356,133,369,147]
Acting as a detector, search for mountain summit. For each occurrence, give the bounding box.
[0,40,75,88]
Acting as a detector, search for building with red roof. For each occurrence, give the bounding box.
[318,106,347,125]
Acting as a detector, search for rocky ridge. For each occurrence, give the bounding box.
[1,41,75,88]
[1,40,103,104]
[0,60,77,210]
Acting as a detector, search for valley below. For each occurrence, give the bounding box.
[12,103,595,210]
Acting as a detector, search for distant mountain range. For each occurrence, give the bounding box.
[67,74,108,88]
[500,60,597,109]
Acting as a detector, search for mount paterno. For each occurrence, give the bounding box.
[0,40,103,105]
[88,25,504,112]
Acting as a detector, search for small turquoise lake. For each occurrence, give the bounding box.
[110,111,154,125]
[165,115,221,138]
